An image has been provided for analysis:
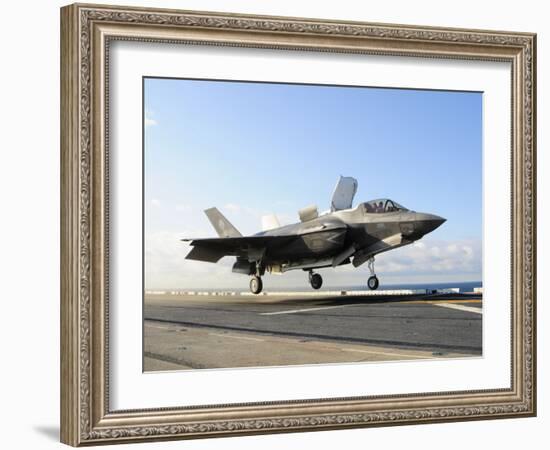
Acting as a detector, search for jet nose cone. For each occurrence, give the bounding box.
[415,213,446,235]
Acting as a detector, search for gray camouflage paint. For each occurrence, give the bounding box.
[184,200,445,276]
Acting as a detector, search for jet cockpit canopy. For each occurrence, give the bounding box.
[363,199,408,214]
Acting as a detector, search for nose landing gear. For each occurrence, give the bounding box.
[308,270,323,290]
[367,257,379,290]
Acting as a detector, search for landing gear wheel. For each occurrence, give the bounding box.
[250,276,263,294]
[367,275,379,290]
[310,272,323,290]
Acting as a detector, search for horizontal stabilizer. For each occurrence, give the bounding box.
[204,207,242,238]
[183,234,296,262]
[185,245,226,263]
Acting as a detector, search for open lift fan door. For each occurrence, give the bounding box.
[331,176,358,211]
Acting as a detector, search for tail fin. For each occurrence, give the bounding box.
[204,207,242,238]
[261,214,280,231]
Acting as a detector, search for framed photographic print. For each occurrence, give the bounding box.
[60,3,536,446]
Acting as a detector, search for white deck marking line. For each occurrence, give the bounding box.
[435,303,483,314]
[210,333,265,342]
[145,324,174,330]
[341,348,435,359]
[259,304,356,315]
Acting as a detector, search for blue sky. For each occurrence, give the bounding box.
[144,77,482,289]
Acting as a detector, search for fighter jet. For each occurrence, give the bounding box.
[182,176,445,294]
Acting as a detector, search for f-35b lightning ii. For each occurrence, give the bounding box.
[183,176,445,294]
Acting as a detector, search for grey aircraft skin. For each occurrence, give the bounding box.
[183,177,445,294]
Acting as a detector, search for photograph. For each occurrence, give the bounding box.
[143,77,483,371]
[57,2,536,446]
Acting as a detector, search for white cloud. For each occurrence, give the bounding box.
[145,230,232,289]
[374,238,481,277]
[151,198,161,208]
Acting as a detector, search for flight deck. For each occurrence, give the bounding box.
[143,289,482,371]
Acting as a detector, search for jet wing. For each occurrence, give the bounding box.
[182,235,296,262]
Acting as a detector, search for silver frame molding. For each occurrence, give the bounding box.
[60,3,536,446]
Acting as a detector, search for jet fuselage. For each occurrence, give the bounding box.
[243,201,445,275]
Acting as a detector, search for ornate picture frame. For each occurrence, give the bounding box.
[60,3,536,446]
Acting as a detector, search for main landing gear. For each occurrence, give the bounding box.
[249,261,264,294]
[309,270,323,290]
[249,276,263,295]
[367,257,379,290]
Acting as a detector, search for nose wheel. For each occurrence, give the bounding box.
[367,257,379,290]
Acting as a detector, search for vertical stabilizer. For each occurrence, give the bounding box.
[261,214,281,231]
[204,207,242,238]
